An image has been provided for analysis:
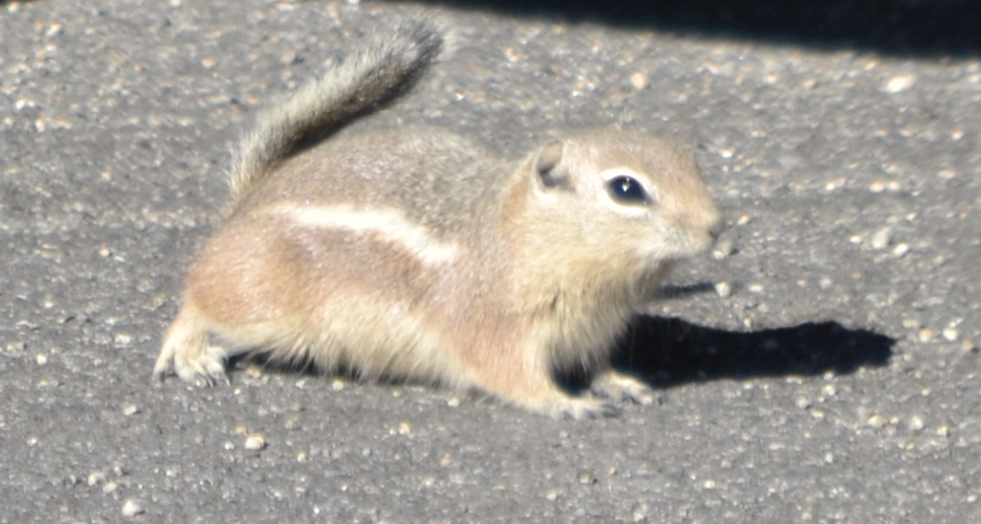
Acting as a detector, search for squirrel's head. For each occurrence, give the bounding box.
[520,130,724,275]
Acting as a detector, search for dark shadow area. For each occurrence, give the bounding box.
[239,316,894,391]
[611,317,894,389]
[411,0,981,57]
[655,282,724,300]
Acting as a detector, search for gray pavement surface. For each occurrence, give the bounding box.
[2,0,980,522]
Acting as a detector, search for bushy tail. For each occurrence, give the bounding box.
[229,20,443,202]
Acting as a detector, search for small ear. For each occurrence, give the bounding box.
[535,140,566,188]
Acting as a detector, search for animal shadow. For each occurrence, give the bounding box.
[609,316,895,389]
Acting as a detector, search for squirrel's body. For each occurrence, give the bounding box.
[154,20,724,418]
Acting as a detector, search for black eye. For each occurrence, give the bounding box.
[606,175,649,205]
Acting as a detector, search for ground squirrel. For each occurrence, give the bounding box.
[153,20,724,419]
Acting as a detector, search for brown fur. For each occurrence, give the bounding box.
[154,21,724,418]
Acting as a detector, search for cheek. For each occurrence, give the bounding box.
[633,220,676,257]
[584,215,663,255]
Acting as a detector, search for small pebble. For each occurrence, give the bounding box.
[14,98,36,111]
[103,481,118,494]
[244,433,267,450]
[121,499,143,517]
[36,353,48,365]
[629,71,647,90]
[883,74,916,93]
[942,326,959,342]
[122,404,140,416]
[45,23,63,37]
[714,281,732,298]
[577,469,597,485]
[87,472,106,486]
[892,243,910,257]
[795,395,811,409]
[907,415,925,432]
[398,422,412,436]
[280,49,298,65]
[633,507,649,522]
[331,378,345,391]
[870,227,891,250]
[867,414,888,428]
[545,490,561,501]
[918,328,935,343]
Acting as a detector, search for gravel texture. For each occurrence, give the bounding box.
[1,0,979,522]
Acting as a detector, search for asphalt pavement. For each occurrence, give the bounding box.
[1,0,979,522]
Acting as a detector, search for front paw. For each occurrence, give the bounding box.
[155,344,231,387]
[591,370,655,406]
[545,397,622,420]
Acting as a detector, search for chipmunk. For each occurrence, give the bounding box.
[153,19,724,419]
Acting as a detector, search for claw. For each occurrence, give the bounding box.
[591,370,655,406]
[550,397,622,420]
